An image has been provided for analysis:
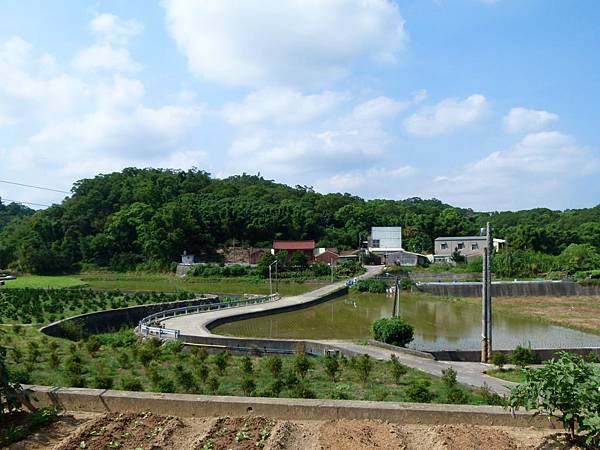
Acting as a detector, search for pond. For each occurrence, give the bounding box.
[212,292,600,351]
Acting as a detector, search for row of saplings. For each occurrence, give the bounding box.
[370,315,600,448]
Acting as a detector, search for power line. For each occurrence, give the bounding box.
[0,198,51,208]
[0,179,70,194]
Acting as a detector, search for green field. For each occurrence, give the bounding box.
[4,273,323,296]
[0,325,503,406]
[3,275,86,289]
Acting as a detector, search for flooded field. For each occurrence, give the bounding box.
[213,292,600,351]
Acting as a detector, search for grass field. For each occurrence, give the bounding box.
[0,325,503,406]
[4,273,323,296]
[3,275,86,289]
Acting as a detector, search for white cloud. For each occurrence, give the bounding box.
[404,94,489,136]
[317,166,417,192]
[427,131,599,209]
[90,13,143,45]
[503,107,559,133]
[222,88,347,125]
[163,0,407,87]
[0,36,204,206]
[351,89,426,120]
[72,44,142,73]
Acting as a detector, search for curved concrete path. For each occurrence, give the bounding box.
[160,266,514,395]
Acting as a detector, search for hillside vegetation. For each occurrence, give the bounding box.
[0,168,599,274]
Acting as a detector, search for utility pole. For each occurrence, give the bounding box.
[392,276,400,318]
[268,260,278,297]
[481,222,493,362]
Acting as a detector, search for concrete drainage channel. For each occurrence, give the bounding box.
[27,385,556,428]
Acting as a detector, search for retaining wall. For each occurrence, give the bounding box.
[416,281,600,297]
[26,385,554,428]
[431,347,600,363]
[40,295,218,337]
[205,284,348,331]
[179,334,363,358]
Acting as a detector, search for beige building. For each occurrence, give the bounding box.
[434,236,506,262]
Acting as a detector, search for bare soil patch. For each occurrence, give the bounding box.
[469,295,600,334]
[7,412,585,450]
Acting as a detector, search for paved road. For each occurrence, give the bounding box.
[160,265,514,395]
[162,265,383,336]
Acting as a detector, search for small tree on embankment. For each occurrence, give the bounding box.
[371,317,415,347]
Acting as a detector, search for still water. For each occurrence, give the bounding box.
[213,293,600,351]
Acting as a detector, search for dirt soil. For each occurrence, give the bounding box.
[7,412,584,450]
[463,295,600,335]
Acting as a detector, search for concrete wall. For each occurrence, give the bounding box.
[431,347,600,363]
[416,281,600,297]
[205,285,347,331]
[179,334,362,358]
[26,385,555,428]
[40,295,218,338]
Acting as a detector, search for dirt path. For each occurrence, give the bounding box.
[8,412,582,450]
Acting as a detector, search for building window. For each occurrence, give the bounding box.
[372,239,380,248]
[441,242,448,250]
[457,242,465,249]
[471,243,479,250]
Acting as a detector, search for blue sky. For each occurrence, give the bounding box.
[0,0,598,211]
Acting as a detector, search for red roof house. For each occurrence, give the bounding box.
[272,240,316,262]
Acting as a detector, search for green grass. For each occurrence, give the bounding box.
[4,275,86,289]
[486,368,527,383]
[80,272,322,296]
[0,326,504,406]
[2,272,323,296]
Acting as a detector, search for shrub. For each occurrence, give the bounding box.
[371,317,414,347]
[265,356,283,378]
[404,380,434,403]
[197,363,209,382]
[354,354,373,386]
[212,351,230,375]
[162,339,184,356]
[206,376,219,394]
[355,279,387,293]
[511,345,535,369]
[120,376,143,392]
[479,383,505,406]
[441,367,457,389]
[292,382,315,399]
[491,352,508,370]
[241,376,256,396]
[508,352,600,446]
[283,370,299,389]
[241,355,253,375]
[389,355,407,384]
[85,336,101,355]
[91,373,114,389]
[329,384,352,400]
[323,355,339,381]
[293,354,311,378]
[446,387,468,404]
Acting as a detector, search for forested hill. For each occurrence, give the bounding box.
[0,168,599,274]
[0,201,33,233]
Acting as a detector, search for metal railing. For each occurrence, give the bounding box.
[138,293,280,339]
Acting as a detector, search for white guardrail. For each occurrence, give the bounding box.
[138,293,280,339]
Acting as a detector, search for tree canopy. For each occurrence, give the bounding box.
[0,168,599,274]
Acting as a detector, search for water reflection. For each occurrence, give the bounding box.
[213,293,600,350]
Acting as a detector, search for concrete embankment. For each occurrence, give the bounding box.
[40,295,218,337]
[416,280,600,297]
[27,385,553,428]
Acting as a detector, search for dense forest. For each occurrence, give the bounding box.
[0,168,599,274]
